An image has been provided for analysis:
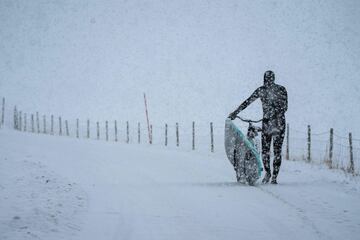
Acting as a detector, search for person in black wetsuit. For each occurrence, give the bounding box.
[228,70,288,184]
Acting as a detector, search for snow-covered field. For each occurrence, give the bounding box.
[1,1,360,239]
[1,128,359,240]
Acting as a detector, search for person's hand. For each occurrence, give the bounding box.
[228,111,238,120]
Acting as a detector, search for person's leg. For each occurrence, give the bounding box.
[261,132,272,183]
[272,128,285,182]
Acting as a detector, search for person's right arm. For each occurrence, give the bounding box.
[229,87,261,119]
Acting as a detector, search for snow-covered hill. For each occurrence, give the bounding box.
[1,1,360,239]
[1,129,359,240]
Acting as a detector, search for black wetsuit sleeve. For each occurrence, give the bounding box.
[234,87,261,113]
[281,87,288,113]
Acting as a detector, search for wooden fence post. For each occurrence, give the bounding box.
[192,121,195,150]
[31,114,34,133]
[59,117,62,136]
[1,97,5,127]
[307,125,311,162]
[349,132,354,174]
[87,119,90,138]
[14,106,18,130]
[329,128,333,168]
[115,120,118,142]
[43,115,46,134]
[36,112,40,133]
[137,122,140,144]
[210,122,214,153]
[24,113,27,132]
[286,123,289,160]
[176,123,179,147]
[19,111,22,131]
[51,115,54,135]
[106,121,109,141]
[65,120,69,136]
[76,119,79,138]
[126,121,130,143]
[165,123,168,146]
[150,124,153,144]
[96,122,100,140]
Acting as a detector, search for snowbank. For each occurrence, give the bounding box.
[0,129,359,239]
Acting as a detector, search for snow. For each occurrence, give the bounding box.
[1,129,359,240]
[0,133,86,240]
[0,1,360,239]
[0,0,360,136]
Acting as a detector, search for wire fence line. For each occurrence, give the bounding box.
[288,125,359,175]
[2,98,359,176]
[292,128,329,136]
[9,106,219,152]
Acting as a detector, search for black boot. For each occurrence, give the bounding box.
[272,166,279,184]
[270,176,277,184]
[262,172,271,184]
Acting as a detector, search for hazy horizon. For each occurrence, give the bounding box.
[1,0,359,136]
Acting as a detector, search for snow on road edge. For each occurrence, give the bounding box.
[0,155,87,240]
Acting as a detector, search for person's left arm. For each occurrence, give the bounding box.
[281,87,288,113]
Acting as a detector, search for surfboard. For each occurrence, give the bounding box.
[224,118,263,184]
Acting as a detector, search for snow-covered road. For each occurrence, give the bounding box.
[1,130,359,240]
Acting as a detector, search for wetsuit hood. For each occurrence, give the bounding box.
[264,70,275,87]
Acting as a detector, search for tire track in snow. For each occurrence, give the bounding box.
[257,185,328,240]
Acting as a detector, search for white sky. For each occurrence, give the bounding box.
[0,0,359,136]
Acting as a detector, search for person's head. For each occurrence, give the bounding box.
[263,70,275,86]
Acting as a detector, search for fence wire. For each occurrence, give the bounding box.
[9,104,360,176]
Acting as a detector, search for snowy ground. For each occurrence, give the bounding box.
[1,129,359,240]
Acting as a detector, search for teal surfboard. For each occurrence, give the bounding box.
[224,119,263,184]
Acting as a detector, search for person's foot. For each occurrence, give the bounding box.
[262,172,271,184]
[270,176,278,184]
